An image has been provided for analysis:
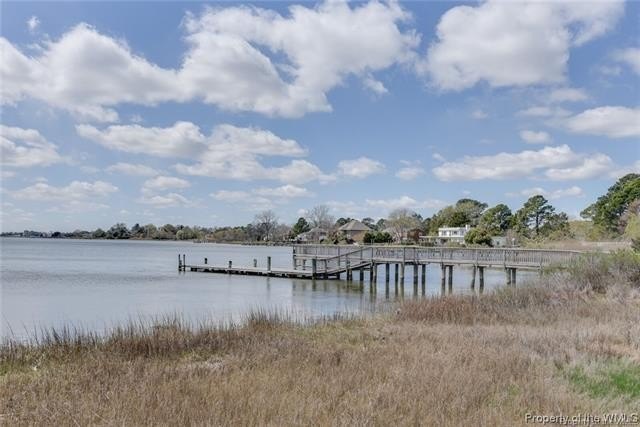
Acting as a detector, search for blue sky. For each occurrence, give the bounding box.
[1,0,639,231]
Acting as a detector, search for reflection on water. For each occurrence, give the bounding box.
[1,238,534,339]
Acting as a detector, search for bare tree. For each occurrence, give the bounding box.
[307,205,335,230]
[386,208,421,242]
[254,210,278,241]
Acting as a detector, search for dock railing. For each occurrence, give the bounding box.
[293,245,582,270]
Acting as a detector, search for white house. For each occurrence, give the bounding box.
[436,225,471,243]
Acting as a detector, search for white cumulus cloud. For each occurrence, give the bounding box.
[2,2,417,120]
[420,0,624,91]
[11,180,118,201]
[613,47,640,75]
[337,157,385,178]
[1,125,64,168]
[106,162,159,176]
[562,106,640,138]
[508,186,584,200]
[520,130,552,144]
[432,145,614,182]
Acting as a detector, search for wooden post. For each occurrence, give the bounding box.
[253,259,258,268]
[178,254,182,272]
[228,260,232,269]
[471,265,477,290]
[371,262,377,283]
[267,256,272,273]
[359,267,363,283]
[346,260,351,282]
[292,247,296,270]
[204,257,208,265]
[447,265,453,294]
[440,264,446,293]
[312,258,317,278]
[385,263,390,283]
[399,262,405,284]
[421,264,426,295]
[505,268,512,285]
[479,267,485,293]
[394,264,399,284]
[370,266,377,294]
[512,268,517,286]
[182,254,186,270]
[413,264,418,285]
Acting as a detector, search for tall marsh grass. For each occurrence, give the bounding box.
[1,250,639,425]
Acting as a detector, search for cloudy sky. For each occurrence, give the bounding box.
[1,0,639,231]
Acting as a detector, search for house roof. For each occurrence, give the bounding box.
[308,227,327,233]
[338,219,371,232]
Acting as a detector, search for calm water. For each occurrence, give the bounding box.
[0,238,525,339]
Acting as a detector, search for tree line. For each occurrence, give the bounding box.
[6,174,639,247]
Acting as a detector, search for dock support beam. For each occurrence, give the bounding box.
[178,254,182,272]
[371,263,377,293]
[471,266,477,290]
[267,256,271,273]
[421,264,426,295]
[505,268,512,285]
[413,264,418,295]
[311,258,317,279]
[394,264,399,284]
[385,263,390,283]
[511,268,517,286]
[346,261,352,282]
[479,267,485,293]
[440,264,446,294]
[447,265,453,294]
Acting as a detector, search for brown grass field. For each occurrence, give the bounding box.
[2,251,639,426]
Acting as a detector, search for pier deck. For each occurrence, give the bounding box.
[180,245,584,286]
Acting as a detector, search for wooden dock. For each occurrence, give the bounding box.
[178,245,584,292]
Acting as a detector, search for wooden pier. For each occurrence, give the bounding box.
[179,245,583,291]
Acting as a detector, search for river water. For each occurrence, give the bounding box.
[0,238,525,339]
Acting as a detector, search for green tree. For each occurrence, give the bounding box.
[455,199,488,225]
[291,217,311,236]
[142,224,157,239]
[362,217,376,230]
[514,196,556,238]
[581,174,640,233]
[130,223,143,238]
[479,204,513,235]
[92,228,106,239]
[106,223,131,239]
[334,217,352,227]
[464,227,493,246]
[539,212,571,239]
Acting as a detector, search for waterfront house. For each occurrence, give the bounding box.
[297,227,328,243]
[420,224,472,245]
[338,220,371,243]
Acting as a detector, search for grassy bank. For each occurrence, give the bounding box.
[2,252,639,425]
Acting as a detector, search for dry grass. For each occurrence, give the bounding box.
[2,253,640,426]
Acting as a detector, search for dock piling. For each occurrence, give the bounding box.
[267,256,272,273]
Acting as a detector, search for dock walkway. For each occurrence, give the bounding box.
[180,245,584,290]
